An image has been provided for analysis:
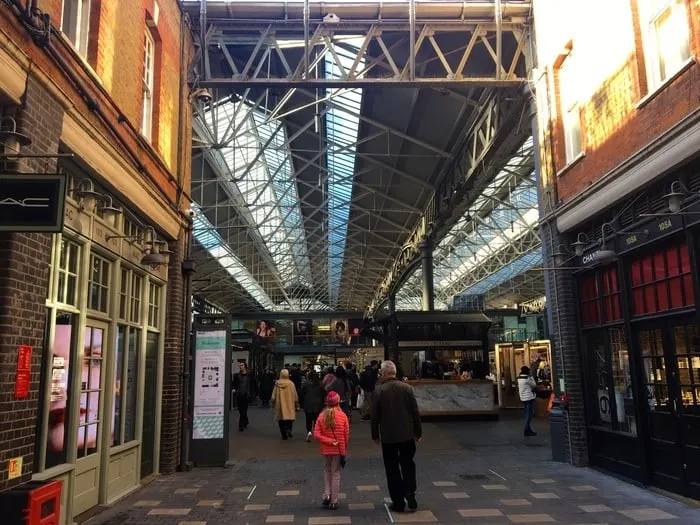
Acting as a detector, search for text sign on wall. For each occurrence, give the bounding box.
[8,456,22,480]
[14,345,31,399]
[192,330,227,440]
[0,174,67,232]
[617,214,683,254]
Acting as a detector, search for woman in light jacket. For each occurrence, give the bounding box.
[272,369,299,440]
[517,365,537,437]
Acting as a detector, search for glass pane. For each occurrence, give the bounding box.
[683,274,694,305]
[644,285,657,313]
[585,332,612,429]
[100,287,108,313]
[666,246,680,276]
[66,275,77,306]
[657,282,669,311]
[113,327,124,446]
[46,313,74,469]
[57,272,66,303]
[669,277,683,309]
[85,424,99,457]
[68,242,78,273]
[653,252,665,280]
[124,331,139,442]
[59,239,67,269]
[80,326,103,455]
[610,328,636,435]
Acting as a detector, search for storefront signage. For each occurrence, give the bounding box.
[0,174,66,232]
[616,214,683,254]
[8,456,22,480]
[580,249,601,267]
[521,296,547,316]
[14,345,31,399]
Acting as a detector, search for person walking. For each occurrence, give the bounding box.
[327,366,352,418]
[314,391,350,510]
[303,370,326,441]
[232,362,253,431]
[359,361,379,420]
[259,368,275,407]
[272,369,299,440]
[371,360,422,513]
[517,366,537,436]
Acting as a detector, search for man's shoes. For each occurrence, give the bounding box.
[329,502,339,510]
[322,497,330,507]
[306,431,312,442]
[406,493,418,512]
[287,430,293,439]
[389,503,405,513]
[524,430,537,436]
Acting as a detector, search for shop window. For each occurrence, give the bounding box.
[602,267,622,322]
[56,239,81,307]
[148,282,161,328]
[629,242,694,316]
[639,0,691,91]
[640,327,669,410]
[45,312,77,469]
[88,254,110,313]
[130,274,143,324]
[61,0,91,57]
[119,268,129,320]
[578,273,601,327]
[113,326,140,446]
[78,325,105,458]
[584,328,637,435]
[674,324,700,409]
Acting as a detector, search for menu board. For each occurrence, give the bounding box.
[192,330,226,439]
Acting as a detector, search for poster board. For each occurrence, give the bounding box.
[190,315,231,466]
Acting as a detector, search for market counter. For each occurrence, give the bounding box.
[406,379,498,416]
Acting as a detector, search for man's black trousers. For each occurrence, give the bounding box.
[382,440,417,507]
[238,396,249,429]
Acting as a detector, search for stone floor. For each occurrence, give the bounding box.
[86,407,699,525]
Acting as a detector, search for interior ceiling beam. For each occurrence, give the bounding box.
[366,93,529,316]
[186,2,531,88]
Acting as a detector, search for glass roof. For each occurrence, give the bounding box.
[192,203,276,310]
[202,97,313,306]
[325,39,364,308]
[395,137,539,308]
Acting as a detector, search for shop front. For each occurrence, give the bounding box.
[571,161,700,500]
[32,169,169,520]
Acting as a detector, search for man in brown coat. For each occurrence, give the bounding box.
[272,369,299,439]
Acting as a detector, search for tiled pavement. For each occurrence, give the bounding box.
[85,408,699,525]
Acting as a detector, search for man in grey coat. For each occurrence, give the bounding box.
[371,360,422,513]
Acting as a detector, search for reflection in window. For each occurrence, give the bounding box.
[56,239,80,306]
[610,328,636,435]
[674,324,699,409]
[640,328,669,411]
[78,326,104,458]
[641,0,691,90]
[113,326,140,446]
[45,312,75,469]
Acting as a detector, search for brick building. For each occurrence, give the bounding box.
[0,0,192,522]
[533,0,699,499]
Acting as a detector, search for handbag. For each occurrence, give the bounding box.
[331,424,346,469]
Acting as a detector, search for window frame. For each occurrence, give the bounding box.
[639,0,692,92]
[60,0,91,57]
[557,49,583,164]
[87,252,112,314]
[141,30,156,141]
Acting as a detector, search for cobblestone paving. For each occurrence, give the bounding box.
[86,408,700,525]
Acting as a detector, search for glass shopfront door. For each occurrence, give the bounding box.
[636,320,700,499]
[73,321,108,516]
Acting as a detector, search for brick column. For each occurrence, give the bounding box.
[159,231,186,474]
[0,75,63,490]
[541,220,589,466]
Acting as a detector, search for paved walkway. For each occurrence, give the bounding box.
[87,407,699,525]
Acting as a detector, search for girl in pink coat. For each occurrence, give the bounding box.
[313,391,350,510]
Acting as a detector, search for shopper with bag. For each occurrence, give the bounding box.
[313,391,350,510]
[517,365,538,437]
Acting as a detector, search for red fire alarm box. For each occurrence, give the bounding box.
[0,479,62,525]
[15,345,31,400]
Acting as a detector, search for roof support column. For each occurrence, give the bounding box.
[420,239,434,311]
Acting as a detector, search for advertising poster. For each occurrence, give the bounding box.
[331,319,349,344]
[293,319,313,345]
[256,320,276,339]
[192,329,226,439]
[348,319,365,345]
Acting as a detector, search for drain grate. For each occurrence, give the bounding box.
[458,473,489,480]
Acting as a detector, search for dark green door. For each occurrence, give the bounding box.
[140,332,158,478]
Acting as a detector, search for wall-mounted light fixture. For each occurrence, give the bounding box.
[571,233,590,257]
[73,179,101,212]
[664,180,687,214]
[97,194,122,217]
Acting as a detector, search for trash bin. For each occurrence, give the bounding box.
[549,398,568,462]
[0,479,62,525]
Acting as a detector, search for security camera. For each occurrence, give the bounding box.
[186,208,196,218]
[190,88,213,104]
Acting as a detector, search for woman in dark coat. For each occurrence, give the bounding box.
[302,370,326,441]
[327,366,352,418]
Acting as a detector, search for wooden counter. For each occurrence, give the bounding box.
[406,379,498,416]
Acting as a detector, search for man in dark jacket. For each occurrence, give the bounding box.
[359,362,379,420]
[371,360,422,513]
[233,362,253,431]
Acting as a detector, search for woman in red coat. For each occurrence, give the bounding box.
[313,391,350,510]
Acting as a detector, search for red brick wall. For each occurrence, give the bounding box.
[0,75,61,491]
[547,0,700,205]
[0,0,192,208]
